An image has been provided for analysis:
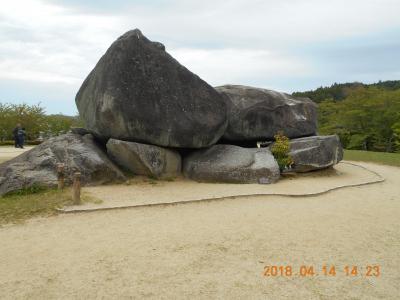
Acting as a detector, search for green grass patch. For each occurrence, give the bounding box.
[0,188,101,226]
[5,184,48,196]
[0,140,41,146]
[344,150,400,167]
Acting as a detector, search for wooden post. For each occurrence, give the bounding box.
[72,172,81,205]
[57,163,65,190]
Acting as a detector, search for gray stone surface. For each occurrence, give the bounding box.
[0,133,126,196]
[106,139,181,178]
[215,85,317,141]
[70,127,91,136]
[76,29,227,148]
[288,135,343,172]
[183,144,280,183]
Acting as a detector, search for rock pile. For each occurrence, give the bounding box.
[0,134,125,196]
[0,29,343,196]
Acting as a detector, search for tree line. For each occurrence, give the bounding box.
[0,103,83,143]
[294,80,400,153]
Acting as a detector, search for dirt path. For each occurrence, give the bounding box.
[0,162,399,299]
[65,161,382,212]
[0,146,33,163]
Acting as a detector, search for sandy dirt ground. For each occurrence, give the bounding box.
[0,146,33,163]
[0,162,399,299]
[66,161,382,212]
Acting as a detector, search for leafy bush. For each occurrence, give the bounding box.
[271,131,294,171]
[0,103,83,141]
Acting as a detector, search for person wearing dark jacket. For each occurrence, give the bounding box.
[18,127,26,149]
[12,123,21,148]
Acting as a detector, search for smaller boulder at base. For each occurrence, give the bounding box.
[288,135,343,172]
[0,133,126,196]
[183,144,280,184]
[106,139,181,179]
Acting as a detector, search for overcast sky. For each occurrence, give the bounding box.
[1,0,399,115]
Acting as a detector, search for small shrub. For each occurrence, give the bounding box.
[271,131,294,171]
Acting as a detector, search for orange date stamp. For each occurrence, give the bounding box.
[262,265,380,277]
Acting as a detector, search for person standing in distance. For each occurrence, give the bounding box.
[18,127,26,149]
[12,123,21,148]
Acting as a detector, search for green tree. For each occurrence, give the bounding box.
[316,86,400,152]
[45,114,83,135]
[0,103,46,140]
[0,102,83,142]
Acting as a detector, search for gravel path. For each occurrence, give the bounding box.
[64,161,383,212]
[0,146,33,163]
[0,162,399,299]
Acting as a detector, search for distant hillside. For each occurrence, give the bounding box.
[293,80,400,103]
[293,80,400,153]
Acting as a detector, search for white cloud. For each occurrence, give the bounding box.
[127,0,400,47]
[0,0,124,84]
[0,0,399,113]
[170,48,311,87]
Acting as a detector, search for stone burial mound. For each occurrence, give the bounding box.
[0,29,343,196]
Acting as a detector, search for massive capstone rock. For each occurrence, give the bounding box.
[106,139,181,178]
[183,144,280,183]
[215,85,317,141]
[0,134,126,196]
[287,135,343,172]
[76,29,228,148]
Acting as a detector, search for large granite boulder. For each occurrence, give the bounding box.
[287,135,343,172]
[183,145,280,183]
[215,85,317,141]
[0,134,126,196]
[76,29,227,148]
[107,139,181,178]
